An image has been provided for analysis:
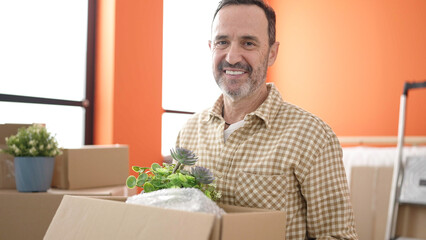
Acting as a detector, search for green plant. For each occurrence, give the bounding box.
[2,124,62,157]
[126,147,221,201]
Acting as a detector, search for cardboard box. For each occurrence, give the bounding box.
[350,166,426,240]
[48,185,137,196]
[397,204,426,238]
[51,145,129,189]
[0,186,133,240]
[0,190,65,240]
[0,124,31,189]
[0,146,15,189]
[44,195,286,240]
[0,123,32,144]
[350,166,393,240]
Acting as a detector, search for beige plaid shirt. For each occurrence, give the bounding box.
[176,83,358,240]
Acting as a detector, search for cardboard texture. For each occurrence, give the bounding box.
[48,184,137,196]
[44,195,286,240]
[220,205,286,240]
[397,204,426,238]
[0,145,15,189]
[0,186,132,240]
[0,124,31,189]
[350,166,426,240]
[0,124,32,145]
[0,190,64,240]
[51,145,129,189]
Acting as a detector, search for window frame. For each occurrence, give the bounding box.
[0,0,97,145]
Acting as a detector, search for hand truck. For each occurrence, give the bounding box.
[385,81,426,240]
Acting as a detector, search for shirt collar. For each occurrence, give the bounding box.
[205,94,224,123]
[205,83,284,129]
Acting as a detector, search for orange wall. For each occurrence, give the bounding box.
[94,0,115,145]
[95,1,426,170]
[95,0,164,169]
[269,0,426,136]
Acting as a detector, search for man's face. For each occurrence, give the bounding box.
[210,5,278,101]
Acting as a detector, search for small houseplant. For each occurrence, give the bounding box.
[126,147,221,201]
[2,124,62,192]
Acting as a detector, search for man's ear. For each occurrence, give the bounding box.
[208,40,212,50]
[267,42,280,67]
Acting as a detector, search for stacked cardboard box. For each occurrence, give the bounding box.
[51,145,130,190]
[0,124,31,189]
[350,166,426,240]
[1,124,131,191]
[0,124,138,239]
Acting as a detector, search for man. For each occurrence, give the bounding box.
[176,0,358,239]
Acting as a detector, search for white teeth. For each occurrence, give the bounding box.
[225,70,244,75]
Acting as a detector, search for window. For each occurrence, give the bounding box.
[162,0,221,156]
[0,0,95,147]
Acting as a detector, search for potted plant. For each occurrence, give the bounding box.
[126,147,221,201]
[2,124,62,192]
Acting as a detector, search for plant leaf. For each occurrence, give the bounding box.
[151,163,161,171]
[136,173,148,187]
[137,172,148,182]
[126,175,137,188]
[143,182,156,192]
[132,166,141,172]
[178,173,188,183]
[132,166,149,173]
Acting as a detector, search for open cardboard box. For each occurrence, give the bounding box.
[0,186,134,240]
[52,145,129,189]
[44,195,286,240]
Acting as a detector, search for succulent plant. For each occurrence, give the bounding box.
[191,166,215,184]
[170,147,198,173]
[170,147,198,165]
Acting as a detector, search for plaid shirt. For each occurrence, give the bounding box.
[176,83,358,240]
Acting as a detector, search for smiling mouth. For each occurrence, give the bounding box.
[218,61,252,76]
[224,70,245,75]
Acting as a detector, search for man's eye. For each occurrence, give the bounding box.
[244,41,255,47]
[214,41,228,49]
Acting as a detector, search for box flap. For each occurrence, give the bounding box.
[221,210,286,240]
[0,191,64,240]
[47,185,127,196]
[220,203,274,213]
[44,195,217,240]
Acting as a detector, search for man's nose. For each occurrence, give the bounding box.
[225,44,243,65]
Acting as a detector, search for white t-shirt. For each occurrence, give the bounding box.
[223,120,245,143]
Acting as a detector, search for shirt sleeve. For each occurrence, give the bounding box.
[302,137,358,239]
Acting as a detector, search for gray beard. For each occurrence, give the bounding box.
[214,60,268,101]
